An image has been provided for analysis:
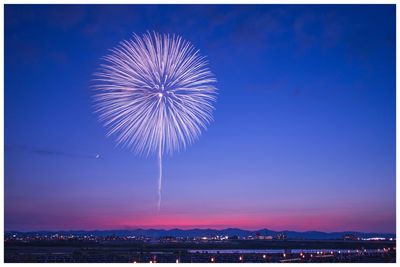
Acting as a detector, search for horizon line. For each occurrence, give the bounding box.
[5,227,396,235]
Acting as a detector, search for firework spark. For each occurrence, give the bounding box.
[92,32,217,210]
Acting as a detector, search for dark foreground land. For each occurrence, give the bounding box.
[5,239,396,263]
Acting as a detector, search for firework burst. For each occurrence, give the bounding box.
[92,32,217,210]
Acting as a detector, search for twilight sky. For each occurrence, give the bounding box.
[5,4,396,233]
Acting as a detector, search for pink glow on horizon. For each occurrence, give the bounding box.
[7,210,394,233]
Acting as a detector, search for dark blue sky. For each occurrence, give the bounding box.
[5,5,396,232]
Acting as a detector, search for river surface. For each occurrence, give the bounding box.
[188,248,385,254]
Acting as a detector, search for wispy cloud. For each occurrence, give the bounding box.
[5,145,101,159]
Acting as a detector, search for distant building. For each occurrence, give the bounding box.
[160,236,177,242]
[276,233,287,240]
[255,232,273,240]
[343,234,359,241]
[258,235,273,240]
[363,237,387,241]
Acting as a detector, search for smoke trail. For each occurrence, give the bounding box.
[157,96,164,211]
[157,146,162,211]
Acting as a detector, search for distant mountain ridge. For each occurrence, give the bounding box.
[6,228,396,240]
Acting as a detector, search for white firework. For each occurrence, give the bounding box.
[92,32,217,210]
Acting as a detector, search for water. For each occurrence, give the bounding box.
[188,249,383,254]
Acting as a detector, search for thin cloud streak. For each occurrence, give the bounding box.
[6,144,101,159]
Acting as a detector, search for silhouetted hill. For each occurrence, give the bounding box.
[5,228,396,240]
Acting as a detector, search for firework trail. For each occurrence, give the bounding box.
[92,32,217,210]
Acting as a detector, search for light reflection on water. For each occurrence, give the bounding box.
[188,249,383,254]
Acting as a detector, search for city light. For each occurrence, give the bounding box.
[4,231,395,263]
